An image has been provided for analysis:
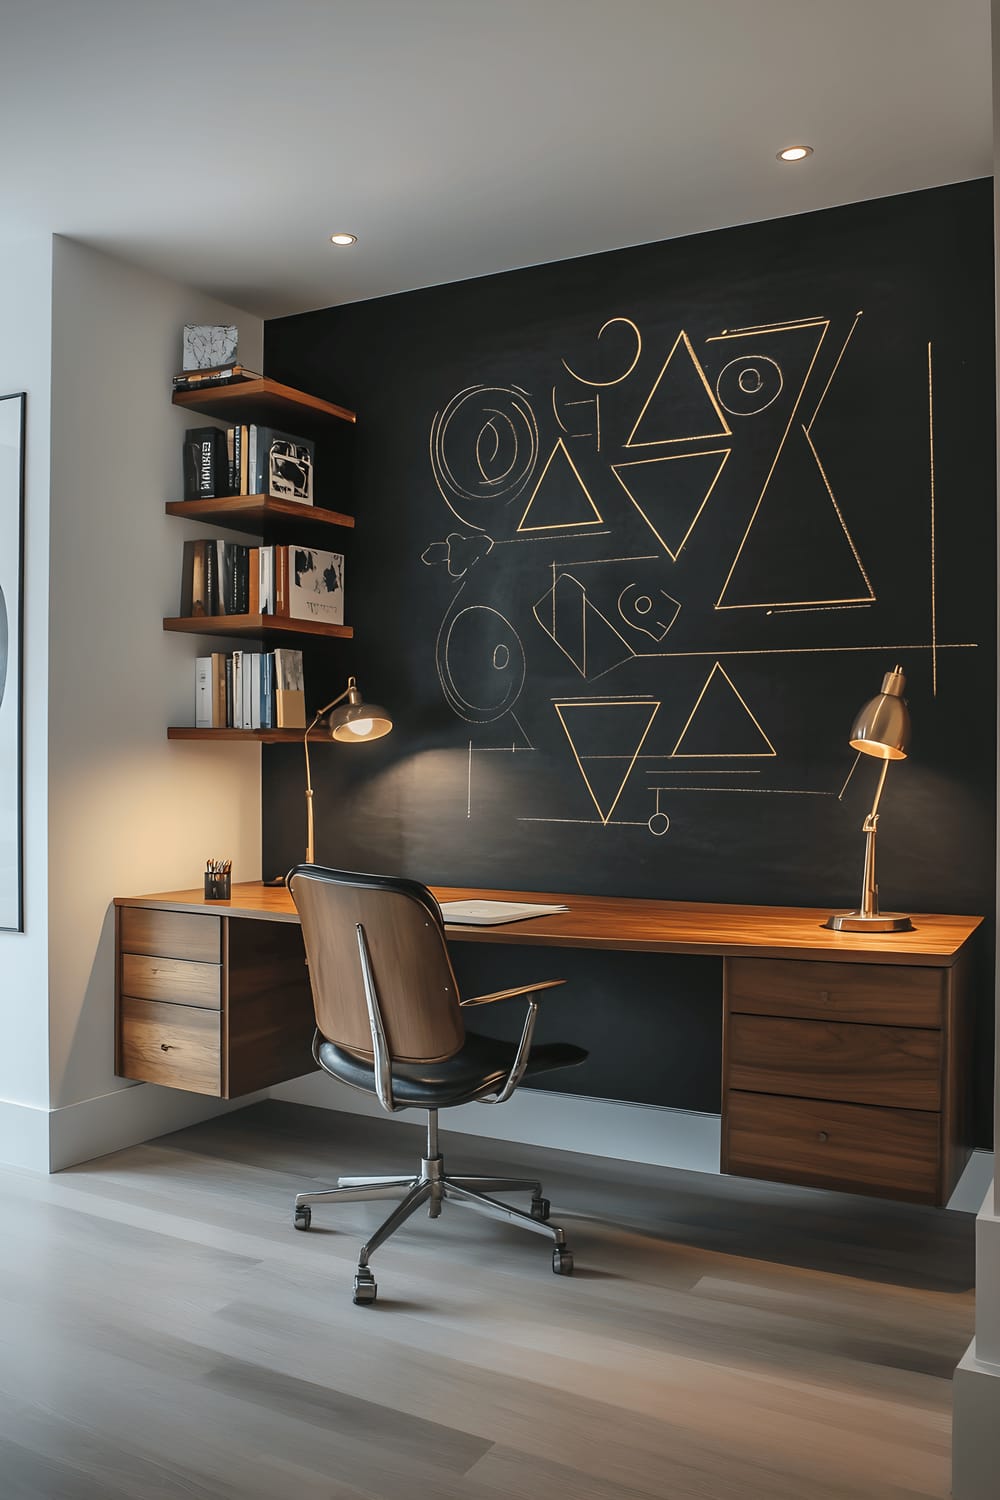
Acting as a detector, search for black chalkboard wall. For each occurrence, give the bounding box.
[264,180,997,1145]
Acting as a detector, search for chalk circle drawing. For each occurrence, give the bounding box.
[561,317,643,387]
[648,811,671,836]
[430,385,539,531]
[715,355,784,416]
[437,602,526,722]
[554,699,660,824]
[0,584,6,708]
[421,531,494,578]
[617,583,680,641]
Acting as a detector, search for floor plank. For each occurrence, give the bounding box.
[0,1100,975,1499]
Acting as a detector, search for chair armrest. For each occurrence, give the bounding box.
[460,978,565,1008]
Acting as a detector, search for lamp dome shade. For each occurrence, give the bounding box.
[848,667,910,760]
[327,688,392,743]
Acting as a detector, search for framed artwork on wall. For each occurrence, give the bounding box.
[0,392,25,931]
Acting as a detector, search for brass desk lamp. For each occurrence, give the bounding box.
[825,665,913,933]
[303,676,392,863]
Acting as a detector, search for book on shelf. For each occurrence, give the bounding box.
[173,363,262,392]
[179,540,210,616]
[182,427,228,500]
[273,648,306,727]
[276,545,345,625]
[192,648,304,730]
[249,425,314,504]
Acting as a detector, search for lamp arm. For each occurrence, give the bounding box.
[302,680,355,865]
[858,758,891,919]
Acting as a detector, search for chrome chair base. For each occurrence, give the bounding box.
[292,1110,573,1302]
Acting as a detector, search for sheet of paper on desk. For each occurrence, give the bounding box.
[439,900,570,925]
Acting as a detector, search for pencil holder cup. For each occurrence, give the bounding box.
[204,871,231,900]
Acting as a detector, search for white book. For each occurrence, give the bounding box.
[195,656,213,728]
[232,648,243,728]
[250,652,261,730]
[438,900,570,926]
[286,546,344,625]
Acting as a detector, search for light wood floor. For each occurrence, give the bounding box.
[0,1101,975,1499]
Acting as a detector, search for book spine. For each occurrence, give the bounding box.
[211,652,227,728]
[232,649,243,728]
[195,657,212,728]
[250,653,261,731]
[249,425,258,494]
[248,548,260,618]
[182,429,216,500]
[225,655,234,728]
[274,545,288,614]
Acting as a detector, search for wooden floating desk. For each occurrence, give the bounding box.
[114,882,982,1207]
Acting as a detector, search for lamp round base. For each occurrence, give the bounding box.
[823,911,914,932]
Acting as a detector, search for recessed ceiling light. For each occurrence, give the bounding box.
[777,145,813,162]
[329,232,357,246]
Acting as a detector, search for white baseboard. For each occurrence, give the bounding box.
[0,1083,267,1174]
[953,1335,1000,1499]
[270,1073,722,1174]
[0,1098,51,1172]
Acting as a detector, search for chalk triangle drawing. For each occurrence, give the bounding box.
[626,331,732,448]
[517,438,603,531]
[611,448,730,560]
[716,425,875,610]
[672,663,776,757]
[554,700,660,823]
[533,574,636,679]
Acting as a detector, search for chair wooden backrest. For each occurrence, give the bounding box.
[287,865,466,1065]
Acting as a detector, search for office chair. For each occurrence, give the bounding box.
[286,864,588,1304]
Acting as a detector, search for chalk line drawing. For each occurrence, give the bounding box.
[671,662,777,758]
[562,317,643,387]
[715,354,784,416]
[421,531,494,578]
[532,572,636,679]
[430,385,539,531]
[617,583,681,641]
[551,385,600,445]
[611,448,731,559]
[626,330,732,448]
[517,438,604,532]
[713,314,876,611]
[554,698,661,824]
[648,789,671,836]
[436,596,527,723]
[928,341,937,695]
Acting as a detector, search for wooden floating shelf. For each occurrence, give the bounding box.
[171,377,355,431]
[163,615,353,641]
[168,727,305,743]
[166,495,354,534]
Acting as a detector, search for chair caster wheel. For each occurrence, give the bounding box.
[353,1269,377,1305]
[552,1247,574,1276]
[530,1196,551,1221]
[293,1206,312,1231]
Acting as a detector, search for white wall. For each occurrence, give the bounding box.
[40,238,264,1169]
[0,232,54,1169]
[951,7,1000,1494]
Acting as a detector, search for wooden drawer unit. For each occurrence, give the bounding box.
[726,1014,942,1111]
[725,1091,942,1204]
[119,996,222,1096]
[722,953,972,1205]
[115,902,317,1099]
[725,957,944,1026]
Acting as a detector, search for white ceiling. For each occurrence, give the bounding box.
[0,0,992,319]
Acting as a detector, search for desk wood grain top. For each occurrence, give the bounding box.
[114,882,982,967]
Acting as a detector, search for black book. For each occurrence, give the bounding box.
[182,427,226,500]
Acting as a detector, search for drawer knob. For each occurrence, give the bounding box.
[817,1130,829,1143]
[819,990,831,1002]
[160,1043,173,1052]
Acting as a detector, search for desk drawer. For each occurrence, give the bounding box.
[725,958,944,1027]
[121,953,221,1009]
[119,907,221,963]
[119,997,221,1096]
[727,1014,942,1111]
[724,1090,940,1202]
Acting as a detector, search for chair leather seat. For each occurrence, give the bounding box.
[317,1030,588,1108]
